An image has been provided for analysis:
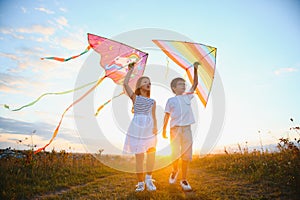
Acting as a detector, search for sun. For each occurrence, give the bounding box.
[155,137,172,156]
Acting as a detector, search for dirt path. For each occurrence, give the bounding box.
[32,173,127,199]
[34,166,296,199]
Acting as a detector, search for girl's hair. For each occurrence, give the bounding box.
[131,76,150,113]
[135,76,150,97]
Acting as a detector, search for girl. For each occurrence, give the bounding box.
[123,62,158,192]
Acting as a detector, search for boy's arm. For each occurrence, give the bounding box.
[190,62,199,92]
[162,113,170,138]
[123,63,136,103]
[152,101,158,135]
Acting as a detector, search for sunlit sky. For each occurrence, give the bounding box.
[0,0,299,155]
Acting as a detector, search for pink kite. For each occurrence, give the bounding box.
[35,33,148,153]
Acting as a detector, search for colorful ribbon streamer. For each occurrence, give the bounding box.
[41,46,91,62]
[34,76,106,154]
[95,91,125,116]
[34,58,146,153]
[3,80,97,111]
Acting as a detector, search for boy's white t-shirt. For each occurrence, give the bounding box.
[165,94,195,128]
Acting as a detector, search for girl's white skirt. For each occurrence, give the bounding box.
[123,114,157,154]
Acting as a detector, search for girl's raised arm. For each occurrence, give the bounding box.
[123,63,136,103]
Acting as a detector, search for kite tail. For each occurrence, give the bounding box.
[95,91,125,116]
[41,45,91,62]
[3,80,97,112]
[34,75,106,154]
[2,104,9,109]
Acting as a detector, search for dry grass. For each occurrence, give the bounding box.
[0,147,299,200]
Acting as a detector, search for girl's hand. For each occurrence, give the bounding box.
[162,129,168,139]
[128,62,135,70]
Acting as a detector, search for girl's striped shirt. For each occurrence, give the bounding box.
[134,95,154,114]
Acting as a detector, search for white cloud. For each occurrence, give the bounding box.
[34,7,55,14]
[1,48,61,77]
[0,52,39,71]
[59,37,85,51]
[0,52,19,61]
[29,36,50,43]
[0,25,55,40]
[274,67,298,75]
[0,84,20,94]
[0,28,25,39]
[17,25,55,36]
[17,47,44,56]
[1,48,79,83]
[0,73,31,94]
[0,28,13,34]
[59,7,67,12]
[0,69,54,97]
[0,132,85,153]
[21,7,28,14]
[0,117,84,152]
[56,16,68,28]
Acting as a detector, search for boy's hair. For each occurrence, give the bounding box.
[135,76,150,97]
[170,77,185,93]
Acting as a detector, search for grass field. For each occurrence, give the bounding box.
[0,139,299,200]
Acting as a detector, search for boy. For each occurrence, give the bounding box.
[162,61,199,191]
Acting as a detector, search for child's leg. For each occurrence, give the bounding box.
[172,159,179,172]
[145,147,157,191]
[180,159,192,191]
[170,126,180,172]
[181,160,189,180]
[135,153,144,182]
[181,125,193,180]
[146,147,156,175]
[169,127,181,184]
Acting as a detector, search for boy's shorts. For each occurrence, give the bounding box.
[170,125,193,162]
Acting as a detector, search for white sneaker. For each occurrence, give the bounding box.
[145,175,156,191]
[169,170,179,184]
[135,182,145,192]
[180,180,192,191]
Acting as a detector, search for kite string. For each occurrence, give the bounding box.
[165,57,170,79]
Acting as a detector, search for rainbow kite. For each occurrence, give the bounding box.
[33,33,148,153]
[153,40,217,107]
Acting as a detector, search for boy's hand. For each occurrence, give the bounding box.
[193,61,200,69]
[162,129,168,139]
